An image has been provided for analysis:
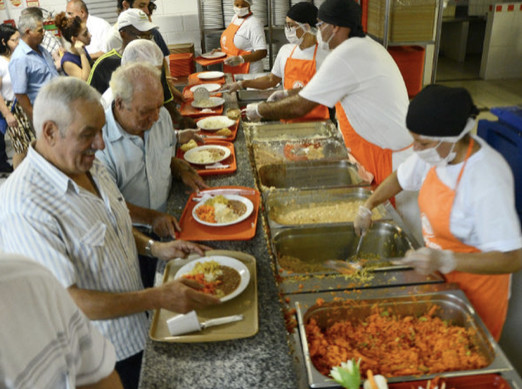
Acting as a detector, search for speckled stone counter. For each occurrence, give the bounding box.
[138,89,299,389]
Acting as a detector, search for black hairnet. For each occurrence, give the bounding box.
[287,2,318,27]
[318,0,365,37]
[406,84,479,137]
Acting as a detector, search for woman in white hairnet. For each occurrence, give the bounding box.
[220,0,267,74]
[355,84,522,340]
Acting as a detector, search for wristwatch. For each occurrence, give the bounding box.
[145,239,155,257]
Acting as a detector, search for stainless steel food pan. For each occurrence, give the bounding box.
[251,138,348,170]
[237,88,281,102]
[271,221,419,276]
[265,187,390,230]
[289,284,513,388]
[257,160,366,190]
[244,120,339,143]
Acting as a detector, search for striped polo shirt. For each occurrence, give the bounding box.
[0,146,148,361]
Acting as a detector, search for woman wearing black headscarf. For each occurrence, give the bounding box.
[355,84,522,340]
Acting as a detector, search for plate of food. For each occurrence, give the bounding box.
[197,71,225,80]
[201,51,227,59]
[192,194,254,227]
[189,83,222,93]
[183,145,231,165]
[191,97,225,109]
[197,115,236,131]
[174,255,250,302]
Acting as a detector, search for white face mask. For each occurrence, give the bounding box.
[416,141,457,167]
[285,26,303,45]
[233,6,250,17]
[317,24,334,51]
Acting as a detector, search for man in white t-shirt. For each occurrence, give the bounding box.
[66,0,112,60]
[0,254,123,388]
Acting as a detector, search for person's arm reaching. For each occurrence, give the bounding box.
[15,93,33,124]
[246,94,318,121]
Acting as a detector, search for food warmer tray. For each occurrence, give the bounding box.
[271,221,441,294]
[243,120,340,143]
[287,283,515,388]
[263,187,395,233]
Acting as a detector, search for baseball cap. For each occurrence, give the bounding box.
[118,9,158,32]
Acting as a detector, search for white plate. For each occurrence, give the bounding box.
[174,256,250,302]
[192,194,254,227]
[191,97,225,109]
[189,83,221,93]
[201,51,226,59]
[197,71,225,80]
[183,145,231,165]
[197,115,236,131]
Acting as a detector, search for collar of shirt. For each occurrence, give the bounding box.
[17,39,46,56]
[105,105,149,146]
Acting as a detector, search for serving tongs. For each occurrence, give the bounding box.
[193,87,220,105]
[167,310,244,336]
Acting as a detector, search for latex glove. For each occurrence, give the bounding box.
[393,247,457,275]
[177,129,203,144]
[219,81,243,93]
[224,55,245,67]
[267,89,288,102]
[245,102,262,121]
[354,205,372,236]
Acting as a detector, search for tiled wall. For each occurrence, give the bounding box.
[480,2,522,79]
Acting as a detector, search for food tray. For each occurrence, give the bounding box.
[180,101,224,118]
[149,249,258,342]
[251,138,348,170]
[175,186,260,241]
[196,118,239,142]
[176,140,236,176]
[288,284,514,388]
[389,374,512,389]
[188,72,225,86]
[257,160,368,191]
[237,88,281,102]
[244,120,340,143]
[195,55,227,67]
[271,221,418,277]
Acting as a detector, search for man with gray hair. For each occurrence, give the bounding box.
[0,77,219,389]
[9,8,58,122]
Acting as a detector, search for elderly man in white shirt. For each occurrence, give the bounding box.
[66,0,112,60]
[0,77,219,389]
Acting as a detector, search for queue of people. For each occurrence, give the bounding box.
[0,0,521,388]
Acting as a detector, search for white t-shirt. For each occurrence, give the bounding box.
[104,22,122,53]
[229,15,266,74]
[0,255,116,387]
[397,136,522,252]
[86,14,113,54]
[299,36,412,151]
[271,43,326,87]
[0,56,15,101]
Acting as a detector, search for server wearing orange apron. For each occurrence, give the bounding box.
[355,85,522,341]
[220,0,267,75]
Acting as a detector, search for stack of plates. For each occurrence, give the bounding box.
[169,53,195,77]
[223,0,235,25]
[204,32,222,53]
[272,0,290,26]
[251,0,268,27]
[202,0,224,29]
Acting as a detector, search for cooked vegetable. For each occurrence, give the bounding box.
[195,204,216,223]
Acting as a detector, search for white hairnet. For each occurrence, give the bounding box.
[121,39,164,67]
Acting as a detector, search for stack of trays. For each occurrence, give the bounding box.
[169,53,195,77]
[272,0,290,26]
[222,0,234,25]
[202,0,225,29]
[251,0,268,26]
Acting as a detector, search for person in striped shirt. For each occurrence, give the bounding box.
[0,77,219,389]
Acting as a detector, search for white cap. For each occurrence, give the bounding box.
[118,9,158,32]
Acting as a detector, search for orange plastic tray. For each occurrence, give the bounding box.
[196,118,239,142]
[195,55,227,67]
[177,140,236,176]
[188,72,225,86]
[182,85,223,101]
[389,374,511,389]
[180,101,224,118]
[175,186,260,241]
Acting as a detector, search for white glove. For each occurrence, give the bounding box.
[394,247,457,275]
[245,103,263,121]
[354,205,372,236]
[267,89,288,102]
[224,55,245,67]
[219,81,243,93]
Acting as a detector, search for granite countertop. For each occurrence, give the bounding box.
[138,89,300,389]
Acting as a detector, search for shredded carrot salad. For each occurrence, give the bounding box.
[182,273,221,295]
[195,204,216,223]
[306,304,488,378]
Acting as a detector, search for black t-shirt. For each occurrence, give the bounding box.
[87,49,173,103]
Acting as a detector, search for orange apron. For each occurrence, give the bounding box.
[282,44,330,123]
[335,103,392,186]
[418,138,509,340]
[220,15,252,75]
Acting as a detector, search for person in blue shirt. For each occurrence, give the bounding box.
[8,10,58,124]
